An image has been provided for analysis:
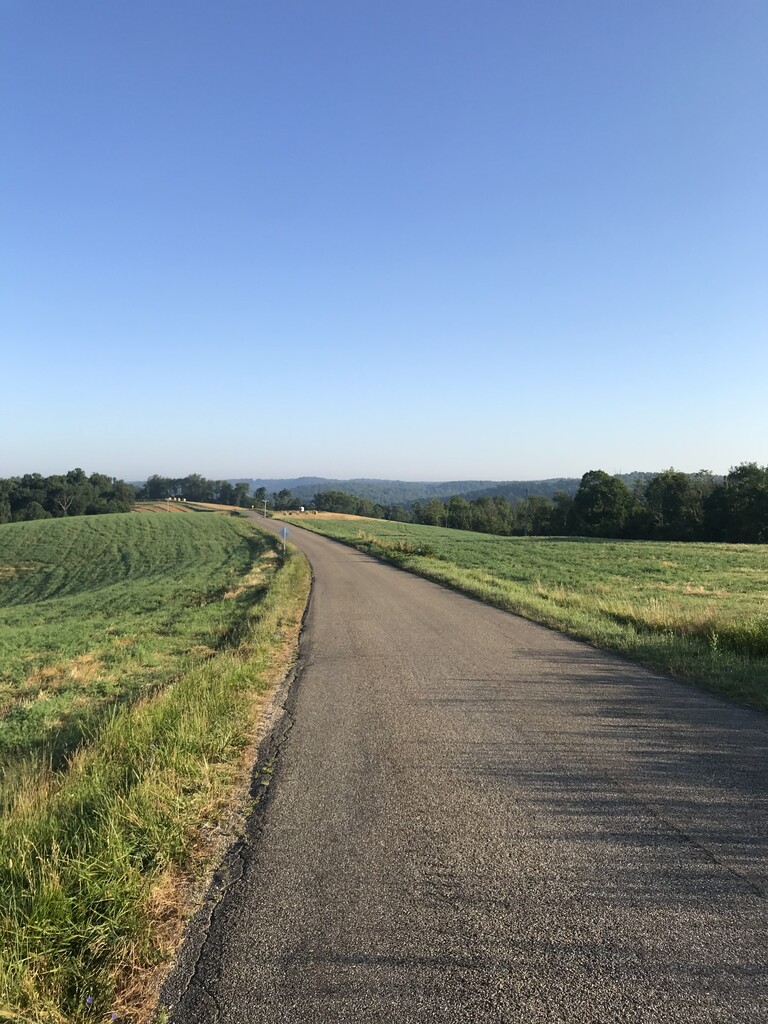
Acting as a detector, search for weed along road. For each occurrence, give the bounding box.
[166,516,768,1023]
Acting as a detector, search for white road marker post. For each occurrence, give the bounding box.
[280,526,289,553]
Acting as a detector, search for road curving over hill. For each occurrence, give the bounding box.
[166,515,768,1023]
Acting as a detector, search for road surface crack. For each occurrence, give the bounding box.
[606,770,766,900]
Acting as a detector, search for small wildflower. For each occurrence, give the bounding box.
[85,994,93,1009]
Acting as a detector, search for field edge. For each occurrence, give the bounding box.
[0,530,312,1024]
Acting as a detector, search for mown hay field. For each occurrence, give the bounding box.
[290,517,768,710]
[0,512,269,763]
[0,512,310,1023]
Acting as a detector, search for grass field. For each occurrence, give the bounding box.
[287,516,768,710]
[0,513,269,766]
[0,512,310,1023]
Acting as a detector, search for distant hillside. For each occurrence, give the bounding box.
[233,477,498,504]
[128,471,711,508]
[231,475,658,505]
[461,478,579,501]
[230,475,487,503]
[463,472,660,503]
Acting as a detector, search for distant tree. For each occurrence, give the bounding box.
[85,472,118,513]
[519,495,554,536]
[643,469,700,540]
[65,467,88,486]
[217,481,236,505]
[17,500,52,521]
[143,475,172,500]
[445,495,472,531]
[422,498,445,527]
[719,463,768,542]
[470,497,504,535]
[492,496,514,534]
[387,504,413,523]
[273,488,295,511]
[233,482,251,507]
[313,490,358,514]
[0,480,12,524]
[111,480,136,510]
[56,490,75,515]
[571,470,636,537]
[550,491,573,535]
[355,498,376,518]
[183,474,214,502]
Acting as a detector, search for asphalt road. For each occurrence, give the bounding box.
[166,517,768,1023]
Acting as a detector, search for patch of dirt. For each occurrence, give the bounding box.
[657,582,728,597]
[112,635,137,648]
[223,554,278,599]
[19,654,104,700]
[68,653,103,683]
[186,645,217,661]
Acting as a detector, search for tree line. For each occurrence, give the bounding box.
[137,474,259,506]
[310,464,768,543]
[6,465,766,542]
[0,470,136,523]
[1,470,280,523]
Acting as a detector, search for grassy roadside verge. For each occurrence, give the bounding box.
[0,533,310,1024]
[285,516,768,711]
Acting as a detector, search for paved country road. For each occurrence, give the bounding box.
[164,516,768,1023]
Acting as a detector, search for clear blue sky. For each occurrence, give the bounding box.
[2,0,766,482]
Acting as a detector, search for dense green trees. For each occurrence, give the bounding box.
[445,495,472,530]
[639,469,714,540]
[3,472,265,520]
[272,488,296,511]
[0,470,135,523]
[137,475,255,508]
[0,472,257,517]
[312,490,386,517]
[716,463,768,542]
[310,464,768,544]
[570,470,635,537]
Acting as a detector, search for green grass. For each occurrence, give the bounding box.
[0,513,273,766]
[289,517,768,710]
[0,513,311,1023]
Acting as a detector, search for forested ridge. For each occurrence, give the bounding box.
[308,464,768,544]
